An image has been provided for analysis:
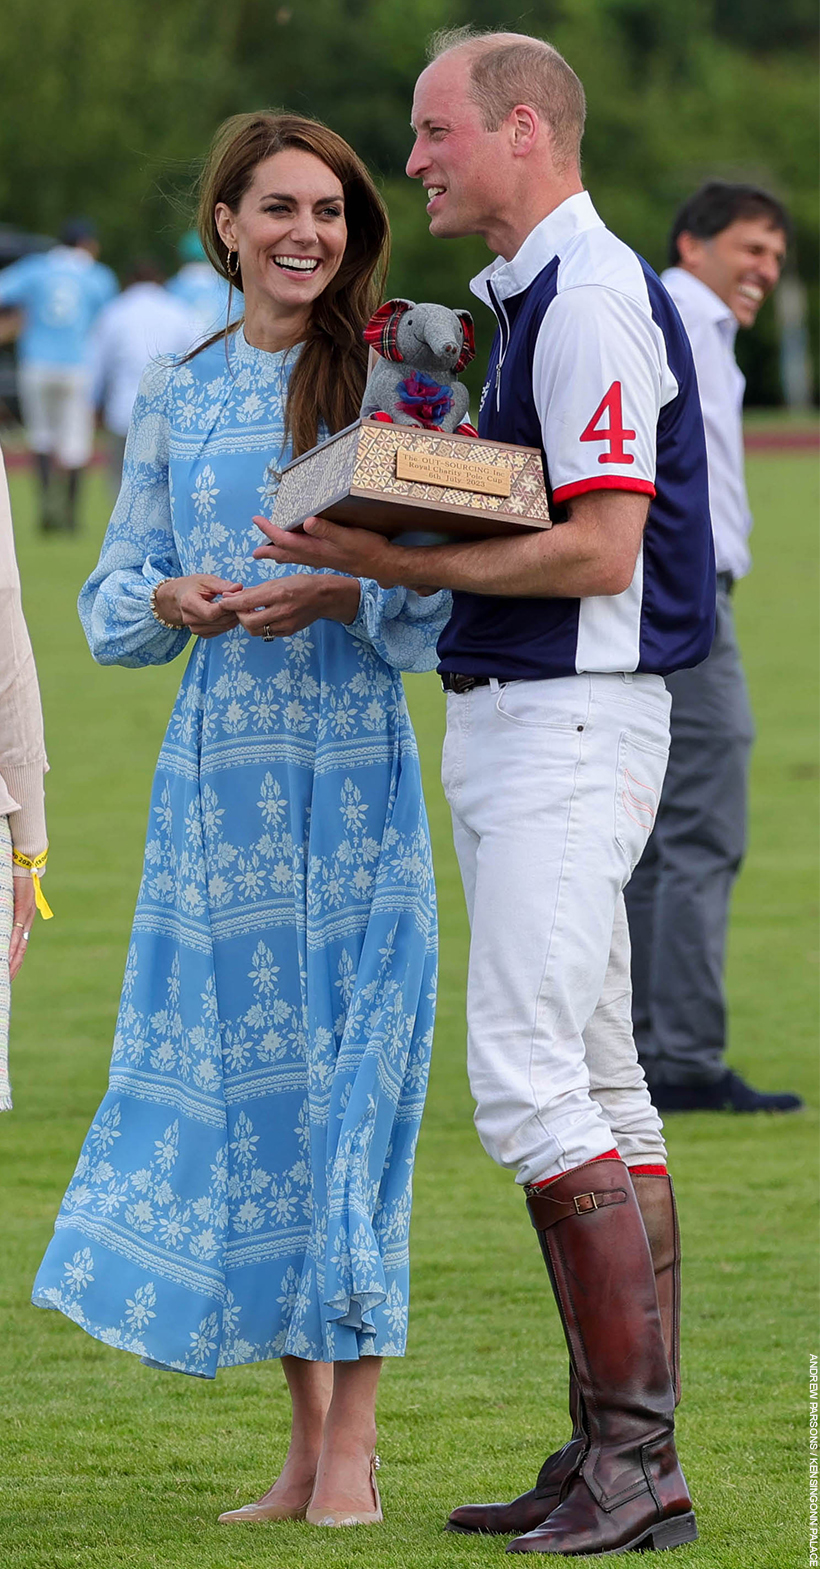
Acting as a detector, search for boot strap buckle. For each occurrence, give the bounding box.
[525,1185,627,1230]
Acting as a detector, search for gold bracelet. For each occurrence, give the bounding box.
[150,579,183,631]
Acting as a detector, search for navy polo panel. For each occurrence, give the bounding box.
[437,205,715,682]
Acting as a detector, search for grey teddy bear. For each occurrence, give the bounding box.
[361,297,476,432]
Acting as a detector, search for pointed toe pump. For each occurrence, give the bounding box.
[306,1453,383,1527]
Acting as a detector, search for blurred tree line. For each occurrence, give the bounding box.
[0,0,816,403]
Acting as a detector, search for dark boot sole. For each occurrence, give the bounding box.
[446,1514,557,1537]
[631,1511,698,1553]
[447,1521,498,1535]
[506,1509,698,1555]
[447,1521,533,1536]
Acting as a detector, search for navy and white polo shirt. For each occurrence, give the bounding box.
[437,192,716,681]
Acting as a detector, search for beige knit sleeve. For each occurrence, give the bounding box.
[0,446,48,859]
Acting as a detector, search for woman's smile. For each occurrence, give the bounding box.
[271,254,322,273]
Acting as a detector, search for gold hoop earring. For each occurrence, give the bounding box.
[227,248,239,279]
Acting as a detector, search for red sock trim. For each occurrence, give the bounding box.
[530,1149,620,1189]
[628,1163,668,1176]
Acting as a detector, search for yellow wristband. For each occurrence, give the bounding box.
[11,847,54,920]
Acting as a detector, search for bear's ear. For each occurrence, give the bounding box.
[454,310,476,372]
[363,298,414,362]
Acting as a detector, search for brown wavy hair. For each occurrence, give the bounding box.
[191,111,390,456]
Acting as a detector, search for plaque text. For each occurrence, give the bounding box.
[395,447,512,498]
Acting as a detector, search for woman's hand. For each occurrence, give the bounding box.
[220,575,361,638]
[9,875,36,981]
[154,576,244,639]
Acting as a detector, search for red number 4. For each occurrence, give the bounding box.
[580,381,636,465]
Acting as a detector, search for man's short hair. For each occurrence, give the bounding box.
[427,27,586,170]
[60,217,98,248]
[668,182,790,266]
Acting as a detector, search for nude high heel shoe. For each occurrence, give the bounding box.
[306,1452,383,1527]
[218,1492,313,1524]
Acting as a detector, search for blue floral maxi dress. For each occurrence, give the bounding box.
[32,331,450,1373]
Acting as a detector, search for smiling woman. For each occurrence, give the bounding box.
[214,151,347,350]
[31,111,451,1532]
[196,112,390,458]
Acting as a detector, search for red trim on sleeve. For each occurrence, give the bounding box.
[628,1163,668,1177]
[551,476,657,504]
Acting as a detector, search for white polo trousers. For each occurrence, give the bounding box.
[441,672,670,1185]
[18,364,94,468]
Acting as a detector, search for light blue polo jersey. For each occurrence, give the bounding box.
[167,262,238,340]
[0,246,118,368]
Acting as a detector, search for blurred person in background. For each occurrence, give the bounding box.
[167,227,239,341]
[0,445,50,1111]
[0,219,117,533]
[90,257,198,493]
[624,182,802,1115]
[32,110,449,1531]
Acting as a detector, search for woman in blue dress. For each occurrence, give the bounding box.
[33,112,449,1527]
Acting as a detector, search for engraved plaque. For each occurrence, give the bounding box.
[272,419,551,540]
[395,447,512,498]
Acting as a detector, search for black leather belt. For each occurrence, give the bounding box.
[441,673,493,693]
[716,571,734,595]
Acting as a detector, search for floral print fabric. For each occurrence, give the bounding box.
[32,330,449,1373]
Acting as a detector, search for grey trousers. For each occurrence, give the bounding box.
[624,590,755,1085]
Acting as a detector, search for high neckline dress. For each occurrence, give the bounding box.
[32,329,450,1373]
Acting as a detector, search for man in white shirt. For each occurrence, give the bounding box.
[624,182,802,1113]
[89,259,198,492]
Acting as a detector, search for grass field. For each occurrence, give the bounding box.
[0,449,817,1569]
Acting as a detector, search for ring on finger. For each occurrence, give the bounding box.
[262,624,276,641]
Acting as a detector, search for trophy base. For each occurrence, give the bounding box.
[272,419,552,540]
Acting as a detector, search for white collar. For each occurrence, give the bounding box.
[662,266,737,333]
[470,191,604,307]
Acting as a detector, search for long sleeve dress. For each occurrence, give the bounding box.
[32,329,451,1373]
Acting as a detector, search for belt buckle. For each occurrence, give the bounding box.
[573,1192,598,1215]
[449,673,476,694]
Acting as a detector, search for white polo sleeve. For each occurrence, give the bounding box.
[532,284,667,505]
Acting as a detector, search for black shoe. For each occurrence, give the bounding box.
[650,1069,803,1114]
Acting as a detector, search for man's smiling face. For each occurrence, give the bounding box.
[406,53,509,243]
[679,217,786,328]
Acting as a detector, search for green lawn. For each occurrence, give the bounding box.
[1,451,817,1569]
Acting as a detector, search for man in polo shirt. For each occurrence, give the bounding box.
[624,183,801,1115]
[253,29,711,1557]
[0,219,117,532]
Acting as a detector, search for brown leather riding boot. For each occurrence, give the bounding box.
[507,1159,696,1555]
[445,1170,681,1536]
[632,1171,682,1405]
